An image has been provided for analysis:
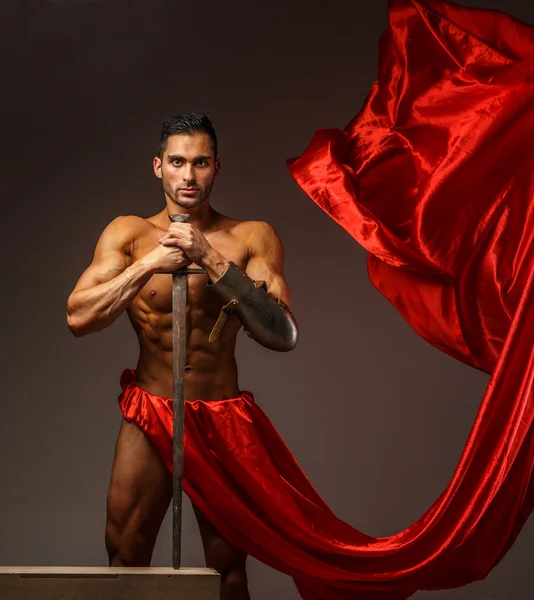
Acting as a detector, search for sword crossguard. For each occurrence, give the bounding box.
[173,268,205,275]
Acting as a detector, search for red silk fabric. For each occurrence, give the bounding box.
[286,0,534,594]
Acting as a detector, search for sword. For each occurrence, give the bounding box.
[168,213,204,570]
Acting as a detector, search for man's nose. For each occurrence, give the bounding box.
[182,164,195,182]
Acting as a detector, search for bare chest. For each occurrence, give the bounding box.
[130,229,248,316]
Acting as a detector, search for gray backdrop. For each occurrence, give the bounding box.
[1,1,533,598]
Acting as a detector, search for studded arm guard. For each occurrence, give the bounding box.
[207,262,299,352]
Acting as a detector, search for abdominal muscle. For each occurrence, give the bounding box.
[127,289,242,401]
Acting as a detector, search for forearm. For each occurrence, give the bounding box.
[67,258,156,336]
[207,261,299,352]
[200,247,231,283]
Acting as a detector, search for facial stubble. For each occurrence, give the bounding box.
[162,174,215,209]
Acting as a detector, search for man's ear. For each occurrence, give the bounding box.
[153,156,162,179]
[214,158,221,178]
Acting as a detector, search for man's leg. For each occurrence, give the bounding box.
[193,504,250,600]
[105,418,172,566]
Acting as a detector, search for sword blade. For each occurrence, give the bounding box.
[172,271,187,570]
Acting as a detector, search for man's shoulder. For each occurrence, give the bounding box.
[231,219,278,239]
[95,215,155,255]
[103,215,153,239]
[229,220,283,256]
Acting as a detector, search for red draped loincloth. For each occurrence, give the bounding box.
[118,368,412,599]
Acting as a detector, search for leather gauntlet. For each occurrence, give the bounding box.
[208,262,299,352]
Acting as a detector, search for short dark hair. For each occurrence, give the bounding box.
[159,113,218,158]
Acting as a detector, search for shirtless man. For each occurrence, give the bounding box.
[66,113,298,600]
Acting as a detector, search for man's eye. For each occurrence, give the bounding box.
[196,160,207,167]
[173,160,183,166]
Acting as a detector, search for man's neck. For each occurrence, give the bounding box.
[163,199,219,232]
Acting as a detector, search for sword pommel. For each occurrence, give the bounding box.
[169,214,191,223]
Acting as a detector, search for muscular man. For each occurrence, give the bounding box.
[66,113,298,600]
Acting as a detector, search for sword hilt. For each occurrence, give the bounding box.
[168,214,206,276]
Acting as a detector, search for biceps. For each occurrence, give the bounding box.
[267,274,292,308]
[72,251,130,294]
[245,258,292,307]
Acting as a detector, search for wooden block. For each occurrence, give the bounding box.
[0,566,220,600]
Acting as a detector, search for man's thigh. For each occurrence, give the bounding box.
[106,417,172,566]
[193,504,248,576]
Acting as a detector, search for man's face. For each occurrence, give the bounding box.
[154,133,219,209]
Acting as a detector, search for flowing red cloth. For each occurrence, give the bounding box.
[285,0,534,594]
